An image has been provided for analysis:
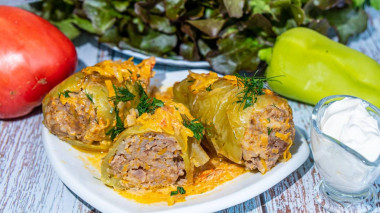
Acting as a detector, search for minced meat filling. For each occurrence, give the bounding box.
[43,91,104,144]
[242,104,295,173]
[108,133,185,189]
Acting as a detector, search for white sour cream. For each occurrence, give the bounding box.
[321,97,380,162]
[311,97,380,194]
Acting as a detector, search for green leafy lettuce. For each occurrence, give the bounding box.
[28,0,375,74]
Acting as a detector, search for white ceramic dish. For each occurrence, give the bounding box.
[42,70,310,213]
[102,43,211,68]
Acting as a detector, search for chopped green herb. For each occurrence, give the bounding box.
[85,92,94,103]
[187,80,195,83]
[106,107,125,140]
[267,127,273,136]
[136,83,164,116]
[235,73,266,109]
[170,186,186,196]
[267,118,271,122]
[183,116,205,140]
[178,186,186,194]
[109,84,135,105]
[206,85,212,91]
[58,90,72,98]
[106,84,135,140]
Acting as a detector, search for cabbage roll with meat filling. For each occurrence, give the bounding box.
[101,100,209,189]
[173,71,295,173]
[42,57,155,151]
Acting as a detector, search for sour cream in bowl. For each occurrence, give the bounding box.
[310,95,380,212]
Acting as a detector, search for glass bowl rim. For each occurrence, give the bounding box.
[311,94,380,166]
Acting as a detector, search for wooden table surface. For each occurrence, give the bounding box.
[1,7,380,213]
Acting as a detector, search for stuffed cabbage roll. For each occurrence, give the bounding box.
[101,100,209,189]
[173,71,295,173]
[42,57,155,151]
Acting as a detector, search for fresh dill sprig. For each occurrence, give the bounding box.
[106,84,135,140]
[136,83,164,116]
[85,92,94,103]
[109,84,135,105]
[267,127,273,136]
[58,90,72,98]
[182,116,205,140]
[235,73,279,109]
[170,186,186,196]
[106,107,125,140]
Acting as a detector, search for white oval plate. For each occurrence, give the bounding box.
[102,43,211,68]
[42,70,310,213]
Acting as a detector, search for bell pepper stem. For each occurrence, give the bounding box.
[258,47,273,65]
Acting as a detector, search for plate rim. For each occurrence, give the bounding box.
[42,70,311,213]
[101,42,211,68]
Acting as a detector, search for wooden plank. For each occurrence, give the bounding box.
[0,110,90,212]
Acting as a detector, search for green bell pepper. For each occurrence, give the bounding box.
[265,27,380,108]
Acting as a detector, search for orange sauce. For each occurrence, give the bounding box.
[81,151,247,205]
[115,158,247,205]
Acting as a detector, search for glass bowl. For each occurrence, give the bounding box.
[310,95,380,212]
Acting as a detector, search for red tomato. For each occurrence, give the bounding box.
[0,6,77,119]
